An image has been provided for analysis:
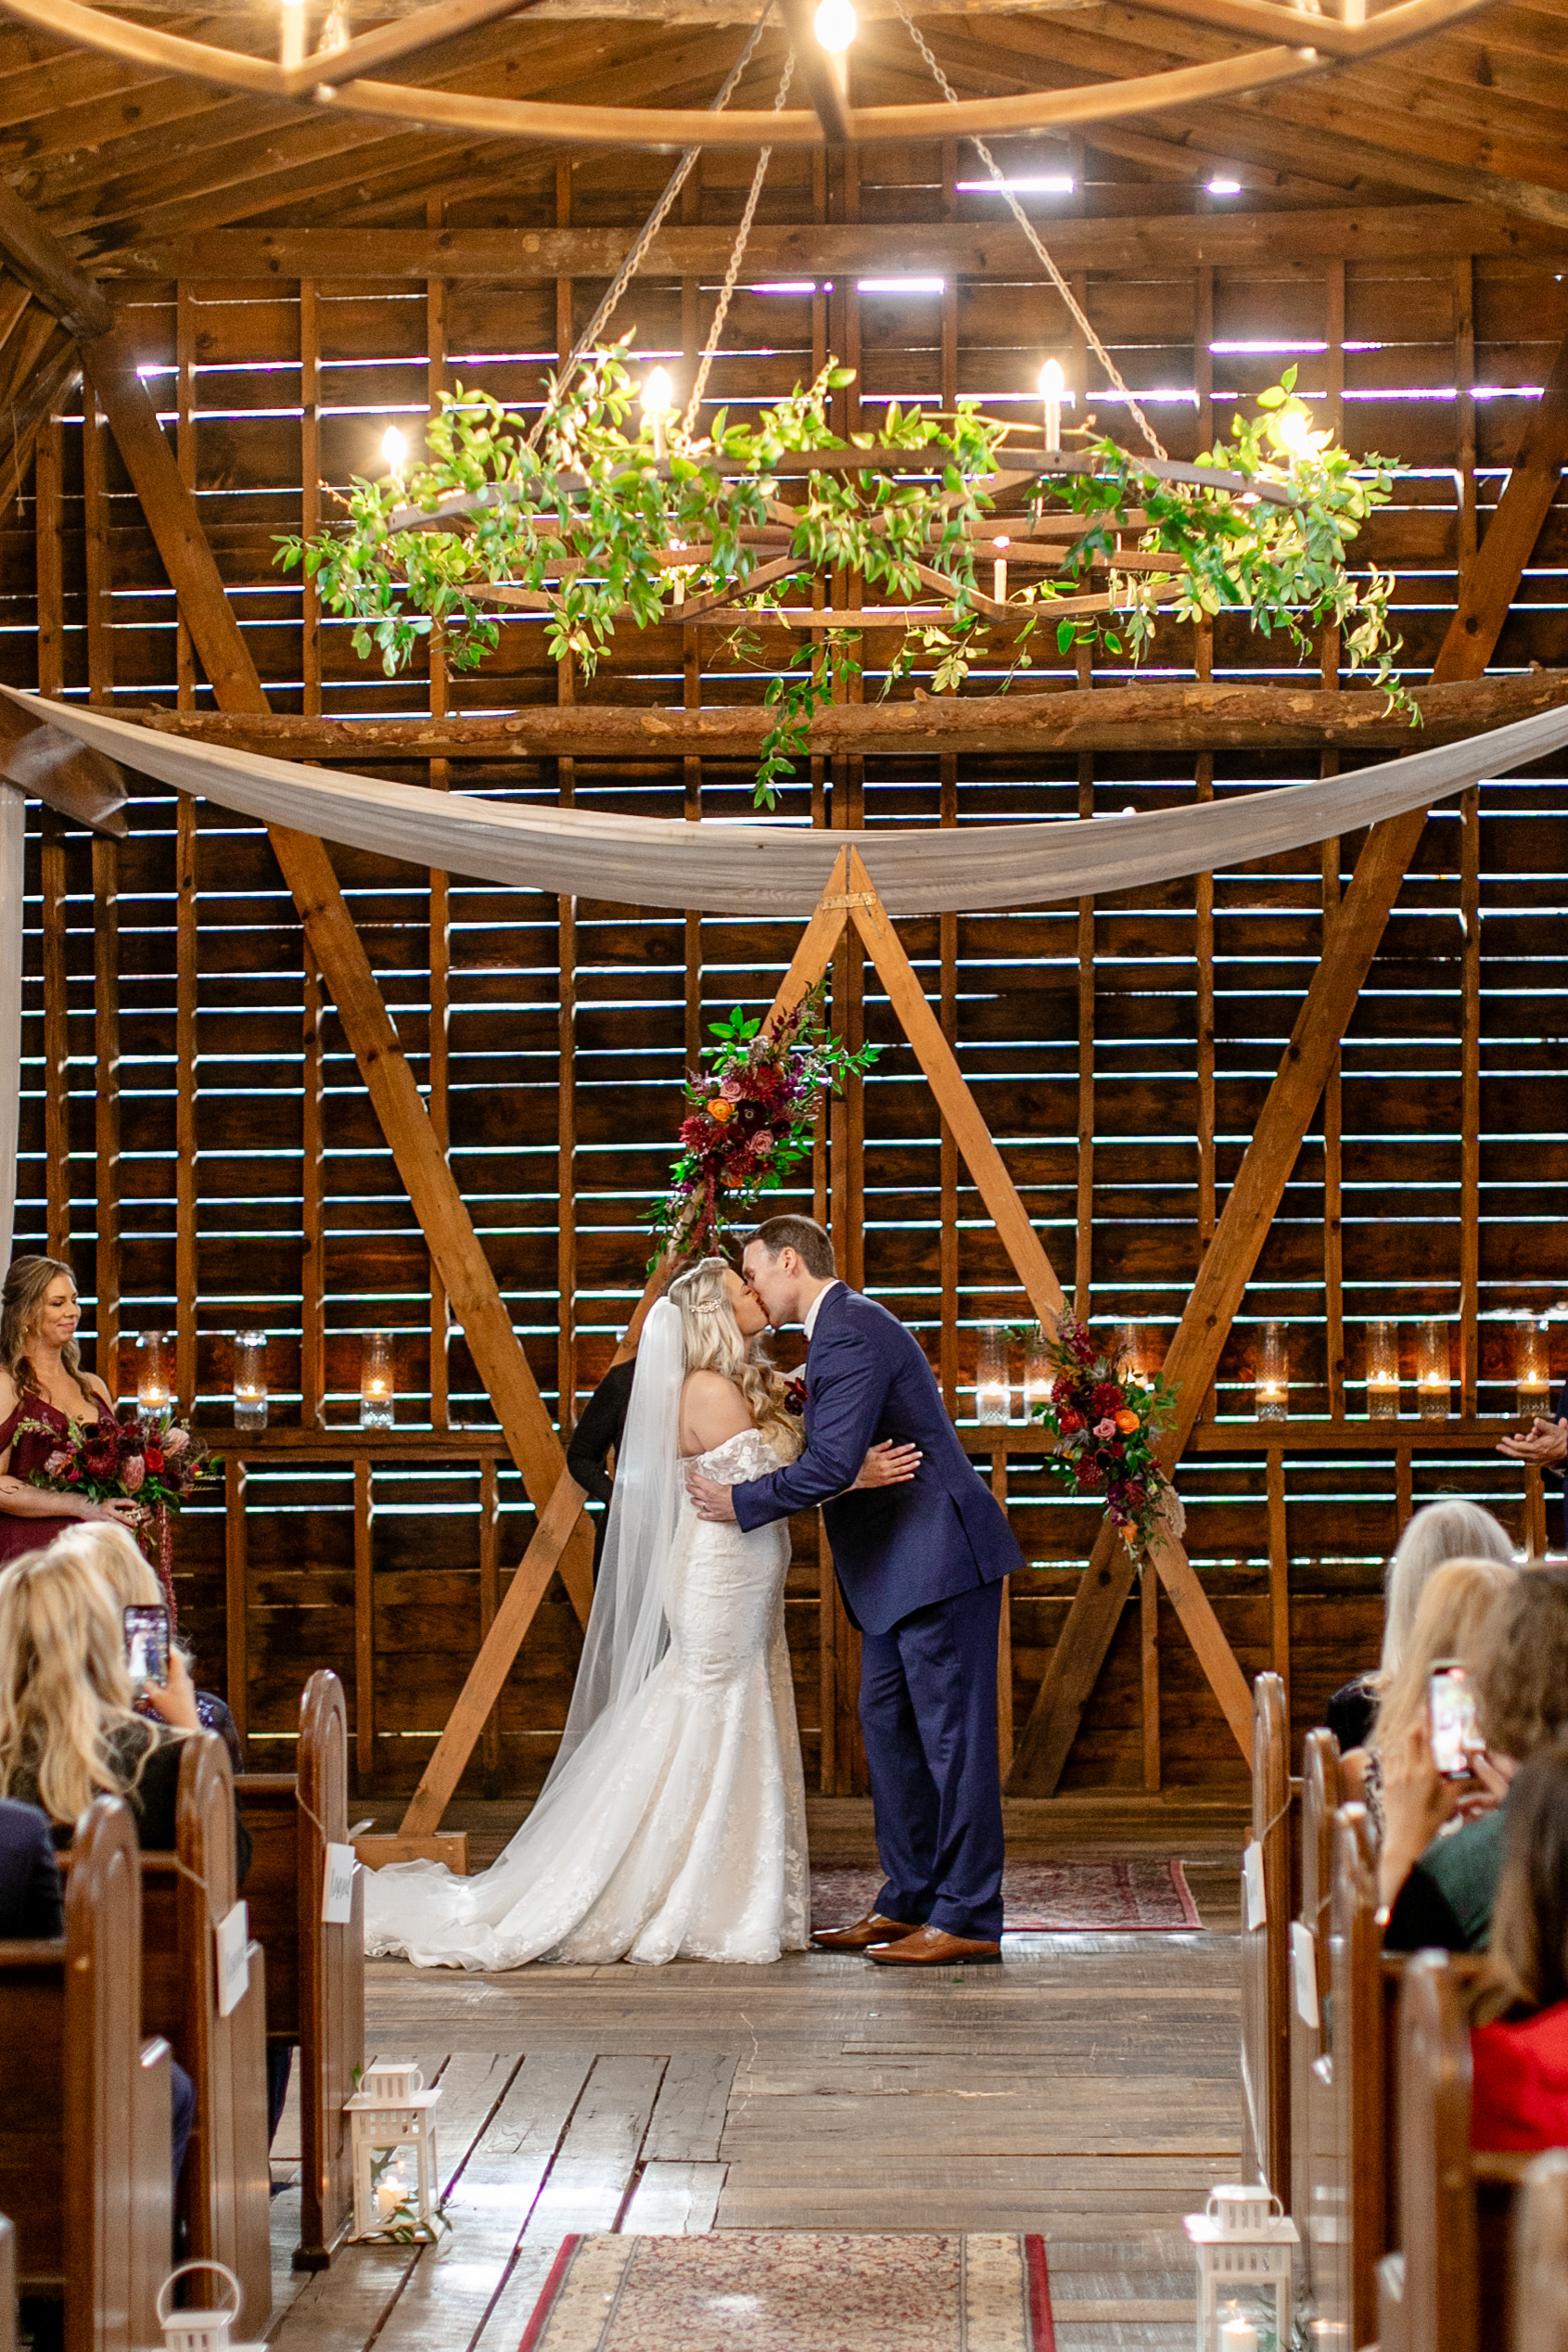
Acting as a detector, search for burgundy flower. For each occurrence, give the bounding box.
[1051,1374,1076,1406]
[1090,1382,1123,1416]
[84,1449,117,1482]
[1058,1409,1083,1434]
[146,1446,165,1475]
[66,1465,83,1485]
[1076,1461,1104,1491]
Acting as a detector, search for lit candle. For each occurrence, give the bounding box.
[1039,356,1065,453]
[1255,1320,1288,1423]
[993,535,1010,603]
[1517,1318,1551,1417]
[975,1323,1012,1425]
[361,1331,395,1431]
[1416,1318,1450,1423]
[1365,1317,1400,1420]
[1220,2320,1258,2352]
[279,0,306,70]
[642,366,674,464]
[233,1331,268,1435]
[136,1332,172,1415]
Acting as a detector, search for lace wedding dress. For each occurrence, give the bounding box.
[363,1420,809,1970]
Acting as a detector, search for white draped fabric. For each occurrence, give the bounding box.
[9,687,1568,917]
[0,784,24,1272]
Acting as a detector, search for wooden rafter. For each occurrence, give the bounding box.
[1007,321,1568,1796]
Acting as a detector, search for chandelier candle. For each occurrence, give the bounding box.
[1255,1323,1288,1423]
[361,1332,395,1431]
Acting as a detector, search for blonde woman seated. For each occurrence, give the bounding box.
[364,1256,916,1970]
[50,1520,244,1770]
[0,1543,225,1857]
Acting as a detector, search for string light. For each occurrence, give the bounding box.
[641,365,674,461]
[1039,356,1065,450]
[814,0,857,48]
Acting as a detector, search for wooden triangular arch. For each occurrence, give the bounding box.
[364,849,1249,1866]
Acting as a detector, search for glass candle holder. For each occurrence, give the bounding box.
[361,1331,395,1431]
[1255,1321,1288,1423]
[136,1331,173,1418]
[975,1325,1012,1425]
[1516,1318,1552,1418]
[1023,1323,1053,1418]
[1365,1319,1400,1421]
[1416,1318,1451,1422]
[233,1330,268,1433]
[1115,1320,1154,1390]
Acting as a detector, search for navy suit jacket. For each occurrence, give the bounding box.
[0,1796,64,1939]
[731,1285,1022,1635]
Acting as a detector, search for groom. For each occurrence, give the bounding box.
[687,1214,1021,1966]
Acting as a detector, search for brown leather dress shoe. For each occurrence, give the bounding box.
[809,1912,922,1951]
[865,1924,1002,1967]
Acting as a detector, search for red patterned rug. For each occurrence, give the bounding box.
[809,1858,1201,1934]
[519,2231,1054,2352]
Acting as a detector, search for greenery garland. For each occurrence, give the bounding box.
[278,344,1409,808]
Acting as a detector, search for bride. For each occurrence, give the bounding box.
[363,1255,911,1969]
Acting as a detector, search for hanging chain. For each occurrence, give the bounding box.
[891,0,1167,460]
[529,0,775,447]
[682,48,796,435]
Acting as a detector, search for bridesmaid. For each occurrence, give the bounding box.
[0,1257,140,1566]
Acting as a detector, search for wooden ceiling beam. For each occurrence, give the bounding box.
[96,199,1559,283]
[122,672,1568,760]
[1008,323,1568,1797]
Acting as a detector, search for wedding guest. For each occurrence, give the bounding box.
[566,1357,634,1575]
[1381,1561,1568,1953]
[52,1521,245,1770]
[0,1545,250,1879]
[1326,1499,1516,1760]
[1469,1747,1568,2150]
[0,1793,62,1937]
[0,1257,138,1566]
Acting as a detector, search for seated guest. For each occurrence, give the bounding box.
[1470,1748,1568,2151]
[0,1791,197,2181]
[50,1521,245,1770]
[1328,1499,1516,1759]
[1382,1562,1568,1952]
[1358,1553,1515,1833]
[0,1793,61,1937]
[0,1546,249,1881]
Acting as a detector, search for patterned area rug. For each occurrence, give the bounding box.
[810,1859,1201,1934]
[519,2231,1054,2352]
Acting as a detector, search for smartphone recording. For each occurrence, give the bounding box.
[1428,1660,1478,1779]
[123,1604,171,1691]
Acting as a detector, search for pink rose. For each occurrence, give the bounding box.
[122,1455,146,1494]
[754,1131,775,1157]
[45,1450,71,1477]
[720,1077,743,1102]
[1093,1417,1117,1441]
[162,1427,189,1456]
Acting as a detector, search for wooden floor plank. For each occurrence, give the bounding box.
[641,2051,738,2163]
[522,2054,668,2239]
[620,2160,729,2234]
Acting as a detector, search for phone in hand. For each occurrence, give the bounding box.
[123,1603,171,1691]
[1428,1659,1478,1779]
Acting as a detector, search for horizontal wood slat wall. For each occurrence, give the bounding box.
[7,151,1568,1793]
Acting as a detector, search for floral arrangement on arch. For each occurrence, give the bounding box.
[1030,1313,1183,1557]
[653,991,879,1260]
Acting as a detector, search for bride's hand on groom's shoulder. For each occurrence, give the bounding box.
[851,1440,922,1491]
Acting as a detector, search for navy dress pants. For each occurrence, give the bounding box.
[860,1578,1005,1942]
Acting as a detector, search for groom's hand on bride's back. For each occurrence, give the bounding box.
[687,1469,739,1523]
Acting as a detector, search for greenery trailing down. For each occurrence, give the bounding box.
[277,344,1411,809]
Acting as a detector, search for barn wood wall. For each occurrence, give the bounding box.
[9,141,1568,1797]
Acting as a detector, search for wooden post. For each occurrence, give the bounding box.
[34,413,62,702]
[300,949,325,1427]
[1074,741,1095,1320]
[300,279,322,719]
[224,1457,248,1746]
[1141,1562,1160,1793]
[353,1459,373,1786]
[175,799,198,1413]
[1268,1444,1290,1701]
[427,201,451,1434]
[478,1455,502,1789]
[92,836,119,1400]
[1460,783,1481,1414]
[39,811,70,1264]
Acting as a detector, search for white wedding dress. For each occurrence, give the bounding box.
[363,1402,809,1971]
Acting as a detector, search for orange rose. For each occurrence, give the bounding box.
[1115,1409,1140,1434]
[709,1098,734,1125]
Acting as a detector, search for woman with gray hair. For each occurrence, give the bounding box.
[1327,1497,1516,1757]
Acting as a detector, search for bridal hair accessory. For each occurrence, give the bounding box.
[653,989,878,1261]
[1030,1312,1181,1558]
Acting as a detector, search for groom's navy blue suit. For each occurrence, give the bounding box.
[732,1284,1021,1941]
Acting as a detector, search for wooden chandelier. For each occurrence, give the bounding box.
[0,0,1498,149]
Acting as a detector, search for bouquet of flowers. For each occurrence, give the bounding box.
[1029,1313,1183,1556]
[652,989,880,1260]
[25,1407,222,1620]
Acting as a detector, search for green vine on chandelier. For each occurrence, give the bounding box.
[277,344,1411,810]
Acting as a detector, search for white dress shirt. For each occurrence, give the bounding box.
[802,1278,843,1343]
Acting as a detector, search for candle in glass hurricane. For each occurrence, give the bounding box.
[1255,1322,1288,1423]
[975,1325,1011,1426]
[1516,1317,1552,1418]
[1416,1319,1451,1423]
[233,1331,268,1434]
[1365,1318,1400,1420]
[1023,1323,1052,1417]
[1115,1321,1154,1390]
[361,1331,395,1432]
[136,1332,172,1417]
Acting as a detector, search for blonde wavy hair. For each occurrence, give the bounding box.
[1370,1554,1518,1766]
[0,1545,159,1825]
[668,1257,803,1463]
[2,1256,82,1398]
[47,1520,162,1610]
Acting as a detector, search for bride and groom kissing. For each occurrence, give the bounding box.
[364,1214,1022,1973]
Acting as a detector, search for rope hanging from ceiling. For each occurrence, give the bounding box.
[14,692,1568,919]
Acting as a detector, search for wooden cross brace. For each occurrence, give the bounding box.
[383,843,1251,1864]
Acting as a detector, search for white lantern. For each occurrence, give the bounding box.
[155,2261,267,2352]
[1183,2184,1297,2352]
[345,2059,443,2242]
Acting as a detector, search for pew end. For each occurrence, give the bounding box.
[1241,1671,1293,2203]
[1513,2147,1568,2352]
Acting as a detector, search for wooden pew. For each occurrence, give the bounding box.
[1393,1949,1534,2352]
[1512,2148,1568,2352]
[1241,1669,1292,2200]
[1,2212,13,2352]
[139,1732,273,2330]
[1317,1801,1388,2351]
[1290,1727,1341,2305]
[236,1668,365,2269]
[0,1796,173,2352]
